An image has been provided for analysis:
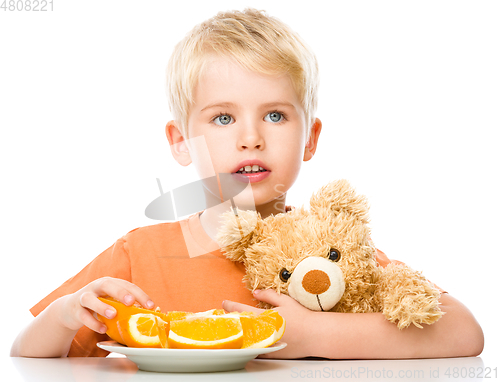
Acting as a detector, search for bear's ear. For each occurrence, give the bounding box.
[309,179,370,223]
[216,208,263,263]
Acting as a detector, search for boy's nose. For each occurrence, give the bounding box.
[241,142,262,150]
[237,124,265,150]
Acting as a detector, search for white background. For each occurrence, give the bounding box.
[1,0,498,369]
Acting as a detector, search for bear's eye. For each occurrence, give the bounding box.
[328,248,341,262]
[279,268,292,282]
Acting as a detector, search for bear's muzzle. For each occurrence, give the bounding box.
[288,256,345,311]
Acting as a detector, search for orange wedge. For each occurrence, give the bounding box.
[96,297,168,343]
[211,309,227,316]
[117,313,169,348]
[166,311,193,322]
[168,315,243,349]
[166,308,226,321]
[97,300,285,350]
[239,310,285,349]
[261,309,286,342]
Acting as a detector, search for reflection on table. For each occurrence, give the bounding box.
[8,355,486,382]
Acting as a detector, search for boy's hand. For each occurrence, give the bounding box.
[223,289,313,359]
[58,277,154,334]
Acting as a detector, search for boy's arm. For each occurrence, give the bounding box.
[223,290,484,359]
[11,277,154,358]
[11,296,80,358]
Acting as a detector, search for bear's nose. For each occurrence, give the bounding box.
[302,269,331,295]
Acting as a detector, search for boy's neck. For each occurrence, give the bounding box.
[199,193,287,244]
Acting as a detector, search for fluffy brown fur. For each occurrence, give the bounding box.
[217,180,443,329]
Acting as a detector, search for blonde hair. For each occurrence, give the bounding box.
[166,8,319,138]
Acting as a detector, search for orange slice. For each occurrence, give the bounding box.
[261,309,286,342]
[239,310,284,349]
[98,300,285,350]
[168,315,243,349]
[96,297,168,343]
[166,311,192,322]
[166,308,226,321]
[210,309,227,316]
[117,313,169,348]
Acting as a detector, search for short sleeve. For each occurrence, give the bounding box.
[30,237,132,357]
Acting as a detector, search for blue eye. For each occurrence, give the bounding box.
[214,114,233,126]
[265,112,283,123]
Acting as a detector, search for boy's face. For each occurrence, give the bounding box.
[170,57,320,210]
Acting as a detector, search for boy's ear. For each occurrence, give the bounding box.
[165,120,192,166]
[303,118,322,161]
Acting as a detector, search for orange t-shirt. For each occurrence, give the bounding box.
[30,212,256,357]
[30,211,442,357]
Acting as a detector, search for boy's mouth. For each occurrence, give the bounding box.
[231,160,271,183]
[231,159,270,175]
[236,165,268,174]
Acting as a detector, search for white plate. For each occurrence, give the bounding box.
[97,341,287,373]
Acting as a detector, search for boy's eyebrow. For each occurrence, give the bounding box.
[200,101,296,112]
[200,102,236,112]
[260,102,296,110]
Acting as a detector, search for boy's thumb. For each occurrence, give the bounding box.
[252,289,285,307]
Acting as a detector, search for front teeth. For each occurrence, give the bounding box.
[237,165,266,174]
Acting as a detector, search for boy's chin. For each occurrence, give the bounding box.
[233,191,285,214]
[231,191,258,211]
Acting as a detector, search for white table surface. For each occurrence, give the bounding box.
[4,355,490,382]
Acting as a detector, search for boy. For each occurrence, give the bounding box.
[11,8,483,359]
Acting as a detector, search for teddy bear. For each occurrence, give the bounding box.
[216,179,443,329]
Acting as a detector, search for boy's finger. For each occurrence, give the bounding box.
[79,307,107,334]
[97,278,155,309]
[252,289,294,307]
[80,292,116,319]
[95,278,135,306]
[222,300,263,314]
[122,282,155,310]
